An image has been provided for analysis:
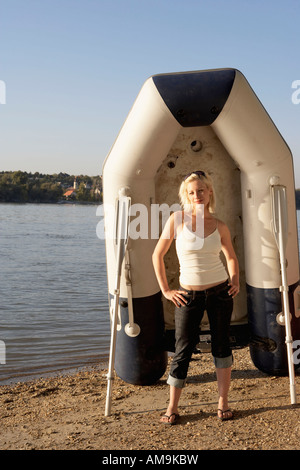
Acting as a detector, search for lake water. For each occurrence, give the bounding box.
[0,203,109,384]
[1,204,300,386]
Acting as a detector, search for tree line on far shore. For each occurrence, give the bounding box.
[0,171,102,204]
[1,170,300,209]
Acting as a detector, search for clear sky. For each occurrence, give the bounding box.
[1,0,300,185]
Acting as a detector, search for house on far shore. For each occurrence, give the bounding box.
[63,178,78,200]
[63,188,77,200]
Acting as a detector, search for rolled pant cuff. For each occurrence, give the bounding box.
[213,354,233,368]
[166,374,186,389]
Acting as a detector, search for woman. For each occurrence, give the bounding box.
[152,170,239,424]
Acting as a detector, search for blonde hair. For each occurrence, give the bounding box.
[178,171,216,213]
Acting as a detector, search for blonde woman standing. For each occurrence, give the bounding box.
[152,171,239,424]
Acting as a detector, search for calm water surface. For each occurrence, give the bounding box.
[0,203,109,384]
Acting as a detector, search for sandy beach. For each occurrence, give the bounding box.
[1,347,300,451]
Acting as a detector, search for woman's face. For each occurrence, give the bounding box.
[186,179,212,208]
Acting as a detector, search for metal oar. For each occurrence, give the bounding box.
[105,188,131,416]
[271,184,297,404]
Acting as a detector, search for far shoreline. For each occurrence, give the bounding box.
[0,357,109,387]
[0,200,101,205]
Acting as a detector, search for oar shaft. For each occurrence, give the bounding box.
[105,290,120,416]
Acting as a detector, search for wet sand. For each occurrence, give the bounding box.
[1,347,300,450]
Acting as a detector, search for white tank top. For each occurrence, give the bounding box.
[175,223,228,286]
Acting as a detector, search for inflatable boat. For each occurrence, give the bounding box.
[102,68,300,387]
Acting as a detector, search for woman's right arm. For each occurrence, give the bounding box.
[152,213,186,307]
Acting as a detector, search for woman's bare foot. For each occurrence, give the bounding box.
[160,410,180,425]
[217,397,233,420]
[217,408,234,420]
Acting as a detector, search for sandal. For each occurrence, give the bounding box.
[217,409,234,421]
[160,412,180,425]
